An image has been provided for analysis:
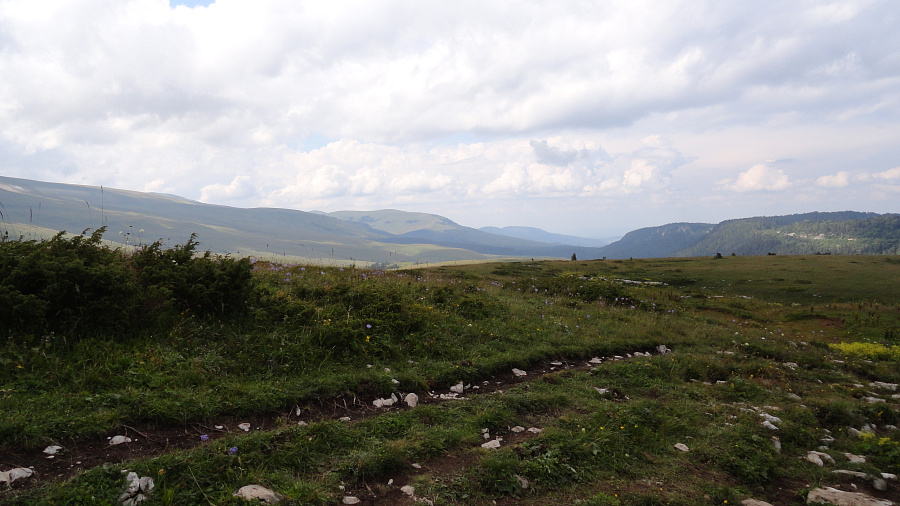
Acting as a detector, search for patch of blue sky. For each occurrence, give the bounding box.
[169,0,214,8]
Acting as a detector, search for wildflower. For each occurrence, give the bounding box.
[200,434,209,442]
[366,324,372,329]
[228,446,238,455]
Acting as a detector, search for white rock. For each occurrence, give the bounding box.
[401,485,415,496]
[450,382,465,394]
[759,413,782,423]
[882,473,898,480]
[412,463,422,469]
[119,472,155,506]
[481,439,501,449]
[761,420,779,430]
[512,368,527,377]
[405,393,419,408]
[233,484,283,504]
[844,453,866,463]
[864,397,885,404]
[872,478,887,492]
[806,486,894,506]
[833,470,869,479]
[870,381,899,391]
[238,423,251,431]
[594,387,609,395]
[772,436,781,453]
[674,443,689,452]
[515,474,530,489]
[527,427,542,433]
[43,445,63,455]
[783,362,799,370]
[741,500,774,506]
[109,435,132,445]
[589,357,602,364]
[339,417,351,422]
[391,379,400,385]
[806,451,835,467]
[657,344,671,355]
[342,497,361,505]
[0,467,34,485]
[511,426,525,433]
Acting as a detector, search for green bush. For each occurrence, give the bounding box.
[0,229,254,339]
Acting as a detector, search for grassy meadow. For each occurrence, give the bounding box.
[2,236,900,504]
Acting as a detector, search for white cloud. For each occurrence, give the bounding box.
[816,171,851,188]
[727,164,793,192]
[0,1,898,236]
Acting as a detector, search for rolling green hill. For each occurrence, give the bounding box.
[596,211,900,258]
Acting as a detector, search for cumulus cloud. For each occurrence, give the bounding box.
[0,0,898,235]
[816,171,851,188]
[726,164,793,192]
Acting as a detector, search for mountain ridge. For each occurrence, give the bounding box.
[2,176,898,262]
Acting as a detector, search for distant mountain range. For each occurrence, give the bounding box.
[1,176,898,264]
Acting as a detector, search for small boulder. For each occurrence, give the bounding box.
[807,486,894,506]
[233,485,283,504]
[405,393,419,407]
[674,443,689,452]
[109,435,132,445]
[0,467,34,485]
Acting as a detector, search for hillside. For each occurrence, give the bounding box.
[0,176,595,265]
[596,211,900,258]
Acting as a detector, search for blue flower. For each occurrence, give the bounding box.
[200,434,209,441]
[228,446,238,455]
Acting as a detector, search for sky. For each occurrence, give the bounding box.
[1,1,898,238]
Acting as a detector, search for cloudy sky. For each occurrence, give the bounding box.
[1,0,898,237]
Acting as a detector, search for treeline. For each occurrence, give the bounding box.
[677,214,900,256]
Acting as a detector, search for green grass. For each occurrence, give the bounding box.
[2,253,900,504]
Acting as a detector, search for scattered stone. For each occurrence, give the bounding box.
[821,435,836,443]
[0,467,34,485]
[43,445,63,457]
[788,393,802,400]
[511,426,525,433]
[759,413,782,423]
[870,382,899,391]
[782,362,799,370]
[657,344,671,355]
[589,357,602,364]
[806,486,894,506]
[527,427,542,433]
[233,485,283,504]
[405,393,419,407]
[481,439,501,449]
[848,428,863,437]
[741,500,774,506]
[297,421,308,426]
[873,478,887,491]
[772,436,781,453]
[109,435,132,445]
[883,473,898,480]
[238,423,251,431]
[342,497,361,505]
[401,485,415,496]
[761,420,779,430]
[339,417,351,422]
[119,472,154,506]
[515,474,530,489]
[674,443,689,452]
[550,361,563,366]
[844,453,866,463]
[411,463,422,469]
[391,379,400,385]
[512,368,527,377]
[833,470,869,479]
[450,382,465,394]
[594,387,609,395]
[806,451,835,467]
[864,397,885,404]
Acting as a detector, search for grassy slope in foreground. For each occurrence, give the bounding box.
[2,254,900,504]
